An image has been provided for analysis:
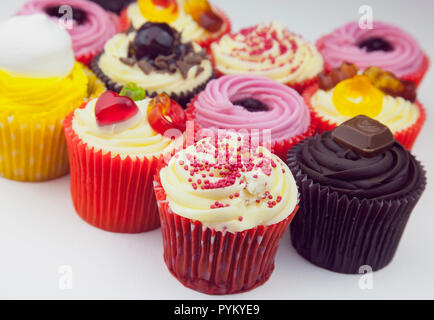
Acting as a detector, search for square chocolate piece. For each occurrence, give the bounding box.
[331,115,395,157]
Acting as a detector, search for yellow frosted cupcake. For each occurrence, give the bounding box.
[0,15,89,181]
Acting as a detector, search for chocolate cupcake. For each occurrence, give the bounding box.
[287,115,426,274]
[91,22,214,107]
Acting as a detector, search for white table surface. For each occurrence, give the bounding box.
[0,0,433,300]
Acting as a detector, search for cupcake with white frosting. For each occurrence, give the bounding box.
[91,21,214,108]
[0,15,89,182]
[305,63,426,150]
[64,86,186,233]
[154,132,299,294]
[211,21,324,92]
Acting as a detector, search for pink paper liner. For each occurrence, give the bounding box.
[302,84,427,150]
[153,163,298,294]
[119,6,231,50]
[185,96,317,160]
[316,35,430,87]
[64,108,168,233]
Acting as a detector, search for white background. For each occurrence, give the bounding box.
[0,0,433,300]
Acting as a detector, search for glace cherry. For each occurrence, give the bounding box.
[95,91,139,127]
[233,98,270,112]
[45,5,88,25]
[131,22,176,60]
[358,37,394,52]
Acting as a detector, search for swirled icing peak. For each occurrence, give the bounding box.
[211,21,323,85]
[160,133,298,232]
[193,75,311,142]
[295,131,422,200]
[18,0,119,58]
[0,14,74,78]
[317,21,425,77]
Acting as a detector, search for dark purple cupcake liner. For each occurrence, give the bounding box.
[90,52,214,108]
[286,140,426,274]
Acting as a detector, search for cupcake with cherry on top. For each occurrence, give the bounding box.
[64,84,187,233]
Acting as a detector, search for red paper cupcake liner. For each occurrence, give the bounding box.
[185,96,316,160]
[303,84,427,150]
[316,35,430,87]
[119,7,130,32]
[119,6,231,50]
[64,110,170,233]
[154,164,298,294]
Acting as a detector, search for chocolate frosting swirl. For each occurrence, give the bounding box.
[297,132,422,200]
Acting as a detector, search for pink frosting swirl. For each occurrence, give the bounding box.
[317,21,425,77]
[193,75,311,142]
[17,0,119,58]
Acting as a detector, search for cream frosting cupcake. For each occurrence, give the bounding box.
[64,90,184,233]
[155,132,299,294]
[92,22,214,107]
[211,21,324,92]
[305,65,426,150]
[124,0,231,47]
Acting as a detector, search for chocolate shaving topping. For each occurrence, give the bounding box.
[138,60,153,74]
[331,115,395,158]
[195,66,205,77]
[119,57,136,67]
[123,23,208,79]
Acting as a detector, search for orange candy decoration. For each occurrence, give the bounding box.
[138,0,179,23]
[184,0,223,32]
[147,93,186,136]
[333,75,384,118]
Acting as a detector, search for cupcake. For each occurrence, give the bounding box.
[91,21,214,108]
[0,15,89,182]
[316,21,430,86]
[186,75,315,160]
[90,0,135,15]
[64,86,186,233]
[211,21,324,93]
[154,132,299,294]
[18,0,122,65]
[122,0,231,49]
[305,63,426,150]
[287,116,426,274]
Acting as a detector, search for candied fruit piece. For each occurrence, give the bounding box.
[138,0,179,23]
[184,0,223,32]
[318,62,358,91]
[333,75,384,118]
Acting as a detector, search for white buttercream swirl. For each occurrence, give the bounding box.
[72,97,177,159]
[211,21,323,85]
[310,89,420,133]
[159,133,298,232]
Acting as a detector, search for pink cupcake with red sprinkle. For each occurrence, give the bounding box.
[154,132,299,294]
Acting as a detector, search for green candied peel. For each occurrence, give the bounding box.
[119,83,146,101]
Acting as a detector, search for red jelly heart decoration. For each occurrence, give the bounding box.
[147,93,186,136]
[95,91,139,127]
